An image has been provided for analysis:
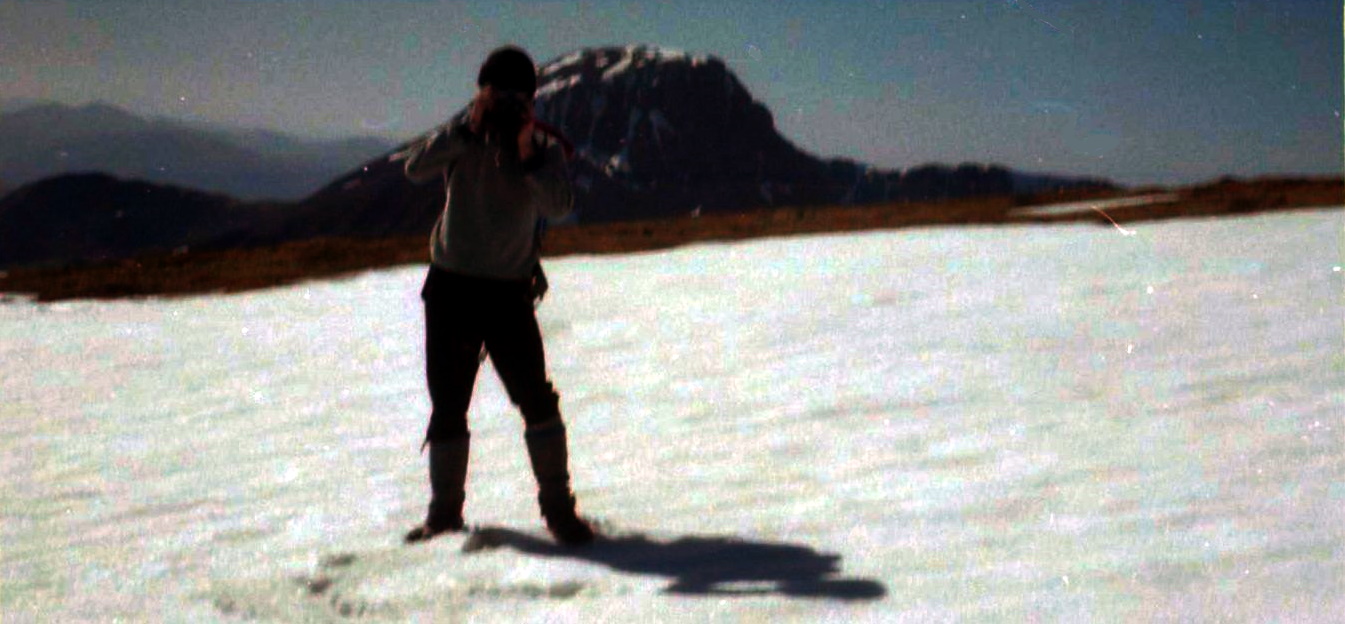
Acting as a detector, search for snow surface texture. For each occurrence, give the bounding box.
[3,209,1343,621]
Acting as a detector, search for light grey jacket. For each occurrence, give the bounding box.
[403,123,573,280]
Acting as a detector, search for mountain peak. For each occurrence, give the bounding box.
[0,100,146,137]
[7,99,137,119]
[326,44,1103,224]
[524,45,846,219]
[536,45,728,99]
[539,45,715,87]
[78,100,139,118]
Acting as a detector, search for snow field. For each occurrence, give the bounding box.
[2,208,1342,621]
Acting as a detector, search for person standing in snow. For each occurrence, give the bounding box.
[398,46,594,546]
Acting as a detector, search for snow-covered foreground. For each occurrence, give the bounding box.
[3,209,1343,622]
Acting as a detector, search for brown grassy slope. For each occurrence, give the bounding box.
[0,177,1338,303]
[1003,176,1343,226]
[0,237,429,302]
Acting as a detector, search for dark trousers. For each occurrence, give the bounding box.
[421,266,562,443]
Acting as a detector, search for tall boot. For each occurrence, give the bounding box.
[524,419,595,545]
[405,434,470,543]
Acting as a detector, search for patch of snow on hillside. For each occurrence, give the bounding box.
[536,74,582,99]
[602,52,635,82]
[541,51,585,77]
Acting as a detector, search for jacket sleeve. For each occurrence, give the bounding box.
[523,138,574,219]
[402,123,473,184]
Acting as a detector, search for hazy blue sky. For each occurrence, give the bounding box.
[1,0,1339,185]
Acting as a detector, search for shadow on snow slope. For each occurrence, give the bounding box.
[461,526,887,600]
[207,527,885,620]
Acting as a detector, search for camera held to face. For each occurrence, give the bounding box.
[479,90,531,149]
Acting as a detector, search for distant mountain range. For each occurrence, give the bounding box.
[0,102,395,201]
[0,46,1112,269]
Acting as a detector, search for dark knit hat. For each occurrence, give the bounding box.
[477,46,537,97]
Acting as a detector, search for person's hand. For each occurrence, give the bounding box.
[516,101,537,162]
[469,86,493,134]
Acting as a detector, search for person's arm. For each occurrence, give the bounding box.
[400,89,494,183]
[521,132,574,219]
[401,123,473,184]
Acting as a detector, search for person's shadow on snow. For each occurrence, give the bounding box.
[462,527,887,600]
